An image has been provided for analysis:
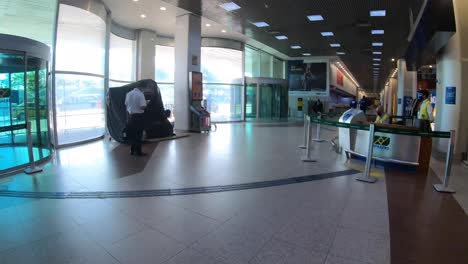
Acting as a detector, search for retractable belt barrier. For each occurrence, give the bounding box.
[299,115,455,193]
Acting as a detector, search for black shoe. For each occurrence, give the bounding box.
[135,152,147,157]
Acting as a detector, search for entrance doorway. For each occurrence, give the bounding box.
[244,77,288,120]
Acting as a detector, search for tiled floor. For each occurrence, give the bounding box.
[0,121,464,264]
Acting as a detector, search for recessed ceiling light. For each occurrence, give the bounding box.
[221,29,226,33]
[373,63,380,66]
[321,32,334,37]
[370,10,386,17]
[219,2,241,11]
[429,65,433,68]
[302,53,311,56]
[252,21,269,27]
[160,7,167,11]
[372,42,384,47]
[330,43,341,47]
[373,51,382,55]
[133,0,138,2]
[336,52,346,55]
[291,45,301,49]
[391,58,395,61]
[373,58,381,61]
[205,23,211,27]
[275,35,288,40]
[372,29,384,35]
[307,15,324,21]
[140,14,146,18]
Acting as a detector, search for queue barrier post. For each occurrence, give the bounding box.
[24,121,43,174]
[299,114,307,149]
[433,130,456,193]
[356,123,377,183]
[301,115,316,162]
[312,113,325,143]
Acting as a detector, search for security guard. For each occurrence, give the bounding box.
[417,90,433,132]
[125,86,148,156]
[375,105,390,124]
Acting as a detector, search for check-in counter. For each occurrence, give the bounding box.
[338,110,421,165]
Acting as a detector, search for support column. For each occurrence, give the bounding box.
[136,29,156,80]
[174,14,201,131]
[388,78,398,116]
[434,0,468,156]
[397,59,417,116]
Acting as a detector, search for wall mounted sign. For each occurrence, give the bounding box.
[445,86,456,105]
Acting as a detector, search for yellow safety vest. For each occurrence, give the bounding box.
[419,99,430,120]
[375,113,389,124]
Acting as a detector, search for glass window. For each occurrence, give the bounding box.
[245,46,260,78]
[110,34,136,82]
[201,47,243,122]
[260,52,273,78]
[155,45,175,83]
[0,0,58,45]
[55,74,105,145]
[201,47,243,84]
[55,4,106,75]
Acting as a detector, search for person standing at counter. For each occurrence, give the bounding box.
[375,105,390,124]
[417,90,434,132]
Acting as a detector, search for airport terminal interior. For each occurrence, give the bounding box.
[0,0,468,263]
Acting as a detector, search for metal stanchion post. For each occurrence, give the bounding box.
[24,121,43,174]
[301,115,317,162]
[313,113,325,143]
[299,114,307,149]
[356,123,377,183]
[433,130,456,193]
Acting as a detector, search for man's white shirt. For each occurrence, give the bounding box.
[125,88,146,114]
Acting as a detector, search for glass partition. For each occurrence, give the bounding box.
[110,34,136,82]
[155,45,175,109]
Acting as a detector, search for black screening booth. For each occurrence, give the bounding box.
[107,79,173,143]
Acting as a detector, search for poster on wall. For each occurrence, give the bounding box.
[288,61,328,97]
[336,70,344,87]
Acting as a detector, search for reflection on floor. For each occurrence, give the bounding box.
[0,121,465,264]
[0,146,50,171]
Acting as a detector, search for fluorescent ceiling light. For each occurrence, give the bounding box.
[373,58,381,61]
[302,53,311,56]
[307,15,324,21]
[370,10,386,17]
[373,51,382,55]
[330,43,341,47]
[160,7,167,11]
[372,29,384,35]
[373,63,380,66]
[321,32,334,36]
[291,45,301,49]
[275,35,288,40]
[252,22,269,27]
[372,42,384,46]
[336,52,346,55]
[219,2,241,11]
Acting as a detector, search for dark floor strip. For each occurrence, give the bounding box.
[385,168,468,264]
[0,169,359,199]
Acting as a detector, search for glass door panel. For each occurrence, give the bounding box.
[245,83,257,119]
[259,83,273,119]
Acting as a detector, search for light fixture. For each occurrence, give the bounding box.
[370,10,386,17]
[373,58,382,61]
[373,63,380,66]
[219,2,241,11]
[252,22,269,27]
[205,23,211,27]
[321,32,334,37]
[336,52,346,55]
[307,15,324,21]
[275,35,288,40]
[291,45,301,49]
[330,43,341,47]
[391,58,395,61]
[302,53,311,56]
[429,65,433,68]
[371,29,384,35]
[160,7,167,11]
[372,42,384,47]
[133,0,139,2]
[140,14,146,18]
[373,51,382,55]
[221,29,226,33]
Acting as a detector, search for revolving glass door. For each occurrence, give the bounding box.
[244,77,288,120]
